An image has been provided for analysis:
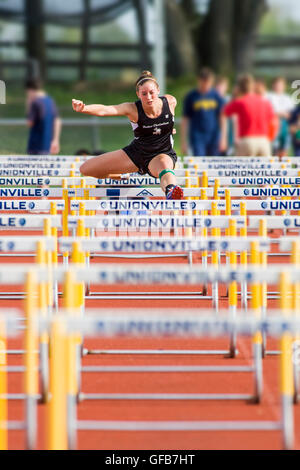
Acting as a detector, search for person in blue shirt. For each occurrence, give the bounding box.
[289,105,300,156]
[26,78,61,155]
[181,68,226,156]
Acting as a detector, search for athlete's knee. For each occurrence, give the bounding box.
[79,161,89,176]
[157,155,172,166]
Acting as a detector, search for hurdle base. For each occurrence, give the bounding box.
[80,365,251,373]
[85,295,212,300]
[78,393,254,401]
[265,350,281,356]
[84,349,238,356]
[76,419,281,432]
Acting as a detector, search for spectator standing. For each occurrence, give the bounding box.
[223,75,275,156]
[26,78,61,155]
[255,77,279,143]
[215,76,229,100]
[254,77,268,99]
[289,104,300,156]
[181,68,226,156]
[225,84,241,156]
[267,77,294,157]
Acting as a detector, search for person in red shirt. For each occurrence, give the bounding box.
[223,75,275,156]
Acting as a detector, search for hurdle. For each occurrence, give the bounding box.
[0,306,41,449]
[1,164,299,177]
[0,213,297,279]
[0,200,65,213]
[0,212,247,269]
[0,226,294,300]
[248,215,300,233]
[3,185,300,199]
[59,235,266,301]
[3,197,300,217]
[44,309,296,450]
[0,214,60,231]
[0,267,45,403]
[3,172,300,189]
[66,245,300,359]
[0,243,57,406]
[0,236,57,301]
[0,311,26,450]
[29,263,300,362]
[69,198,300,214]
[0,218,293,296]
[0,161,298,173]
[0,236,56,260]
[4,199,300,221]
[1,262,298,383]
[4,195,300,227]
[0,216,290,302]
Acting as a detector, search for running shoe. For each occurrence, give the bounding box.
[166,185,184,200]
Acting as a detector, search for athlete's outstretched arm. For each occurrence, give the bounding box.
[72,100,136,119]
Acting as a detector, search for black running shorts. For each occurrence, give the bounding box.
[123,143,177,178]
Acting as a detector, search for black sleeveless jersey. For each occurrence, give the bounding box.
[129,96,175,156]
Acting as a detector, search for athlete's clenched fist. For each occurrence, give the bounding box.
[72,99,85,113]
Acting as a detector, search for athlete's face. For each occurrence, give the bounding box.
[137,81,160,107]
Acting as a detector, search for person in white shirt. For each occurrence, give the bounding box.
[266,77,294,157]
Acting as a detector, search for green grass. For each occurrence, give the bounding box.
[1,78,195,155]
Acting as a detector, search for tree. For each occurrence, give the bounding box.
[79,0,90,81]
[199,0,235,76]
[233,0,268,74]
[133,0,151,70]
[165,0,197,77]
[198,0,268,76]
[24,0,46,79]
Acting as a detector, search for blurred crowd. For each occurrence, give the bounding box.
[181,68,300,157]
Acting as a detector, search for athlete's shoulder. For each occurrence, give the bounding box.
[164,95,177,114]
[117,101,138,120]
[164,94,177,106]
[123,101,138,110]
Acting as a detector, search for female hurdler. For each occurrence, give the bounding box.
[72,70,183,199]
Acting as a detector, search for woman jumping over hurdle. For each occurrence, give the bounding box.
[72,70,183,200]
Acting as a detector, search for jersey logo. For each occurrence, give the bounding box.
[194,99,218,111]
[165,114,169,118]
[153,128,161,135]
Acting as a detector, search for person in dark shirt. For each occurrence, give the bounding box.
[289,105,300,156]
[26,78,61,155]
[181,68,226,156]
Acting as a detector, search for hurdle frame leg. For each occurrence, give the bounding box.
[253,340,263,404]
[0,318,8,450]
[24,271,38,450]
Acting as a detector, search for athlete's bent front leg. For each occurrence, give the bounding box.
[148,154,176,192]
[148,154,183,200]
[80,149,138,178]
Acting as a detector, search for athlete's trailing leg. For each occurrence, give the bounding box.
[80,149,138,179]
[148,154,183,200]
